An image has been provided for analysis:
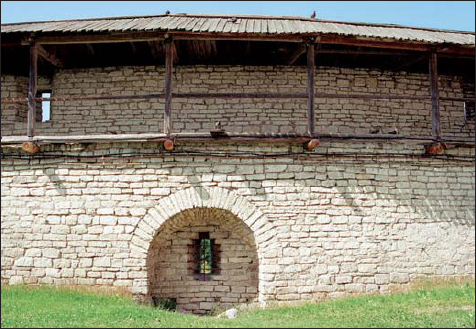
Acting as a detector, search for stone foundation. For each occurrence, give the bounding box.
[1,141,474,313]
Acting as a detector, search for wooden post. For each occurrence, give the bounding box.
[164,37,173,135]
[306,41,315,136]
[27,44,38,137]
[429,52,440,140]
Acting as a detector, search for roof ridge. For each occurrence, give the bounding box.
[1,13,474,35]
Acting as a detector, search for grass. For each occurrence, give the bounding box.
[1,280,474,328]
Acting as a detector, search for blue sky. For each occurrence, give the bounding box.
[1,1,475,31]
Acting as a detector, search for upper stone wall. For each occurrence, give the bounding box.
[1,65,474,138]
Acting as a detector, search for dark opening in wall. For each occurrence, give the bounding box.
[189,232,221,281]
[464,101,475,122]
[151,296,177,310]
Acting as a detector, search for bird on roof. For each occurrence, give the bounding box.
[165,10,170,15]
[310,11,316,19]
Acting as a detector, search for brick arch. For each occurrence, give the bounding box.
[129,186,276,305]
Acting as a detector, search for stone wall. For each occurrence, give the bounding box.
[1,141,474,313]
[1,65,474,138]
[148,207,259,314]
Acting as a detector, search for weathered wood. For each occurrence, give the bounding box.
[316,49,417,56]
[425,142,446,154]
[287,44,307,65]
[172,41,179,64]
[85,43,95,56]
[2,132,475,146]
[164,139,174,151]
[440,96,475,102]
[17,28,473,55]
[393,54,427,71]
[27,45,38,137]
[21,141,40,154]
[307,42,316,135]
[429,52,440,139]
[319,35,475,55]
[1,91,445,105]
[8,91,469,105]
[35,44,65,68]
[305,138,320,151]
[30,32,165,45]
[164,39,173,134]
[173,92,307,99]
[315,93,429,100]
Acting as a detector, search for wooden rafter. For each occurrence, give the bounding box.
[27,44,38,137]
[287,43,307,65]
[164,39,173,134]
[35,44,65,67]
[307,41,316,135]
[429,52,440,139]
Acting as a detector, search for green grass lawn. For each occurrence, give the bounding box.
[1,281,474,328]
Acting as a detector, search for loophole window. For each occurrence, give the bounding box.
[188,232,220,281]
[464,101,475,121]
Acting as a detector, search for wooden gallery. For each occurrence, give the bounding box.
[1,14,475,314]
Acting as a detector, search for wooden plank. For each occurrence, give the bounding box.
[164,39,173,134]
[315,93,429,100]
[319,35,475,55]
[35,44,65,67]
[286,43,306,65]
[13,29,473,56]
[2,132,474,146]
[3,92,440,105]
[27,44,38,137]
[440,96,475,102]
[429,52,440,139]
[392,54,427,71]
[31,32,166,45]
[172,92,307,99]
[307,42,315,135]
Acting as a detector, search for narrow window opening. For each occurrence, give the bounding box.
[199,232,212,276]
[464,101,475,122]
[188,232,221,281]
[41,92,51,122]
[36,90,52,122]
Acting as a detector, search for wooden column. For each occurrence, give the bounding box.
[306,41,315,136]
[429,52,440,139]
[164,38,173,135]
[27,44,38,137]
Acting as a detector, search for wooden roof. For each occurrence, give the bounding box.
[2,13,475,46]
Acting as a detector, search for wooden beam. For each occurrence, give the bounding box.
[2,132,474,146]
[429,52,440,139]
[31,32,165,45]
[172,41,179,64]
[393,54,427,72]
[85,43,95,56]
[319,35,475,55]
[164,38,173,134]
[305,138,320,151]
[4,91,445,105]
[11,29,472,56]
[27,44,38,137]
[35,44,65,67]
[148,40,161,59]
[287,44,307,65]
[22,141,40,154]
[307,41,316,135]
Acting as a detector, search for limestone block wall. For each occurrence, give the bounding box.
[148,207,259,314]
[1,66,474,138]
[1,75,28,133]
[1,141,474,313]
